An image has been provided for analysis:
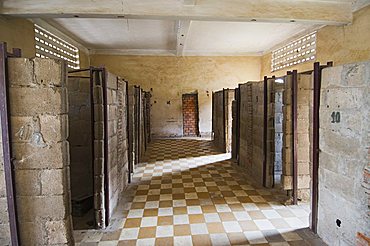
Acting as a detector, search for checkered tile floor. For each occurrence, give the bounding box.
[75,139,326,246]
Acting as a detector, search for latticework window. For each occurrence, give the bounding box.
[34,25,80,69]
[271,32,316,72]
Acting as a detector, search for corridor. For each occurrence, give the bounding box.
[74,139,325,246]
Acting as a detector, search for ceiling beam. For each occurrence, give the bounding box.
[176,20,191,56]
[0,0,352,25]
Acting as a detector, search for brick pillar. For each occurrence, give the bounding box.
[8,58,73,245]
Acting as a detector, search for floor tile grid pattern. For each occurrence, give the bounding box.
[75,139,325,246]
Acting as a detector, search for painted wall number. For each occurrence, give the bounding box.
[331,111,341,123]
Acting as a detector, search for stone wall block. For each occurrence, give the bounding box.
[18,221,44,246]
[11,114,68,144]
[9,87,67,116]
[94,140,104,158]
[12,141,69,169]
[17,196,67,222]
[94,158,104,175]
[94,121,104,140]
[7,58,35,87]
[41,169,65,195]
[34,58,66,86]
[94,86,103,104]
[94,105,104,122]
[14,169,41,196]
[106,73,118,90]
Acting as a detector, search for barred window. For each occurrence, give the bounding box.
[271,32,316,72]
[34,25,80,69]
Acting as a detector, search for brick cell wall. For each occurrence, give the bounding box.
[8,58,73,245]
[139,90,146,160]
[212,91,224,151]
[0,115,10,245]
[281,74,312,202]
[106,72,129,221]
[238,83,252,171]
[128,86,136,166]
[92,71,106,228]
[67,77,93,203]
[231,100,237,159]
[238,81,264,184]
[182,94,199,136]
[266,79,275,188]
[318,61,370,244]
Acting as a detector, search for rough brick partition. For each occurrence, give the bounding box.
[282,73,312,202]
[318,61,370,244]
[8,58,73,245]
[213,89,235,153]
[265,78,275,188]
[231,100,237,159]
[105,72,129,220]
[92,70,105,228]
[212,90,224,151]
[238,83,253,175]
[139,90,146,160]
[93,71,129,228]
[182,93,199,136]
[238,82,264,182]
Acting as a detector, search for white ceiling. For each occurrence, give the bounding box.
[184,21,309,55]
[24,0,367,56]
[48,18,316,56]
[52,18,177,50]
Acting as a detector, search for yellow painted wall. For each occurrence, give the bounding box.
[0,16,89,68]
[90,55,261,137]
[0,17,36,58]
[261,5,370,78]
[79,50,90,68]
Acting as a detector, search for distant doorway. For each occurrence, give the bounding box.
[182,93,200,136]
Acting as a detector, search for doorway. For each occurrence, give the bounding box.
[67,70,95,230]
[182,93,199,137]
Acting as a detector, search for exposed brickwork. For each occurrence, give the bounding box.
[282,74,312,202]
[8,58,73,245]
[212,90,224,151]
[238,81,265,184]
[93,72,106,228]
[182,94,199,137]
